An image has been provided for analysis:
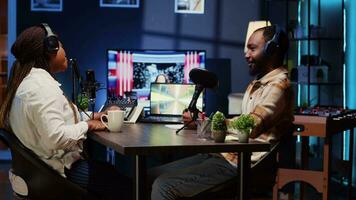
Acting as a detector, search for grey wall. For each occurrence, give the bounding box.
[16,0,262,109]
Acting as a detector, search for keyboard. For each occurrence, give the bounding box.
[140,116,183,124]
[104,97,137,108]
[102,98,138,120]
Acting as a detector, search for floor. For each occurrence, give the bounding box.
[1,147,355,200]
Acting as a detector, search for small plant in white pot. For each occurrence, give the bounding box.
[230,114,255,143]
[211,111,227,143]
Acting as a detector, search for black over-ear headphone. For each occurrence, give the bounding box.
[263,25,281,56]
[40,23,59,54]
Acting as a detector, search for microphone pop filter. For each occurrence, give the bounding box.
[189,68,218,88]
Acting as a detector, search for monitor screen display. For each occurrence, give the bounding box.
[107,49,206,100]
[150,83,203,115]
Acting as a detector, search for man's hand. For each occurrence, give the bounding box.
[87,120,106,131]
[182,110,193,122]
[182,110,207,129]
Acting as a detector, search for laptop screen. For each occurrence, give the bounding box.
[150,83,204,116]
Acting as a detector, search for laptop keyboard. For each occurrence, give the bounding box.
[140,116,183,124]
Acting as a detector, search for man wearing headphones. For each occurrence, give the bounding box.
[150,25,294,200]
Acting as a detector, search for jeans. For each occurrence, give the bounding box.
[150,154,236,200]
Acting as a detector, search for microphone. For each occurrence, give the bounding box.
[176,68,219,134]
[188,68,218,114]
[83,69,99,100]
[189,68,218,89]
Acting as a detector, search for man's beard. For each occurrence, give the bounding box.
[249,55,268,78]
[248,59,265,77]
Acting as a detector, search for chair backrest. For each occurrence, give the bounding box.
[251,123,296,190]
[0,128,87,200]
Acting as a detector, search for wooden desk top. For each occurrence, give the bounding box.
[89,123,271,155]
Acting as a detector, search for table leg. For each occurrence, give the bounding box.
[301,136,309,200]
[322,136,331,200]
[237,152,252,200]
[348,129,354,200]
[134,155,147,200]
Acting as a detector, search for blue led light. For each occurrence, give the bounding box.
[343,0,356,184]
[346,0,356,109]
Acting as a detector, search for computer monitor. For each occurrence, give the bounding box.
[107,49,206,100]
[150,83,204,116]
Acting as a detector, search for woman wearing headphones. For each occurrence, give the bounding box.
[0,25,131,200]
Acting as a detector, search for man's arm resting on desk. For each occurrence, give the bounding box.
[249,82,292,138]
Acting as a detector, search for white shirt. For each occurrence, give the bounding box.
[9,68,88,177]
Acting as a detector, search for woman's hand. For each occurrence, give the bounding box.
[87,120,106,131]
[104,105,121,112]
[92,105,122,120]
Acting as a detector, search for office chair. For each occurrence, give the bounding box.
[182,142,280,200]
[0,128,88,200]
[188,125,296,200]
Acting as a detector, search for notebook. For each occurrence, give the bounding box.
[140,83,204,124]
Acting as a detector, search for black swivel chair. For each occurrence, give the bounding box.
[187,126,296,200]
[184,142,281,200]
[0,128,88,200]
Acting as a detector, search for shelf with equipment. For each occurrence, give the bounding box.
[264,0,345,107]
[264,1,349,200]
[290,37,342,41]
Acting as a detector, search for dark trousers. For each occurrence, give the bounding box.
[65,159,132,200]
[149,154,236,200]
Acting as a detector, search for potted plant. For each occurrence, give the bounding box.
[211,111,227,143]
[77,93,89,111]
[230,114,255,143]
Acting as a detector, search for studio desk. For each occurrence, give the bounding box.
[273,108,356,200]
[89,123,270,200]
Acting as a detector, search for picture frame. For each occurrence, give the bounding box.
[175,0,205,14]
[100,0,140,8]
[31,0,63,12]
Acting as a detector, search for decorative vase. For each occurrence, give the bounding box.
[237,129,250,143]
[196,119,212,139]
[212,130,226,143]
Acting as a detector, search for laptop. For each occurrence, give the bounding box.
[140,83,204,124]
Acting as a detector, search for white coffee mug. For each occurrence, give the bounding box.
[100,110,125,132]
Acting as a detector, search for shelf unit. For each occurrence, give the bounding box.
[263,1,349,200]
[264,0,345,107]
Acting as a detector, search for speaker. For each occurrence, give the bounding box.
[40,23,59,54]
[263,25,281,56]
